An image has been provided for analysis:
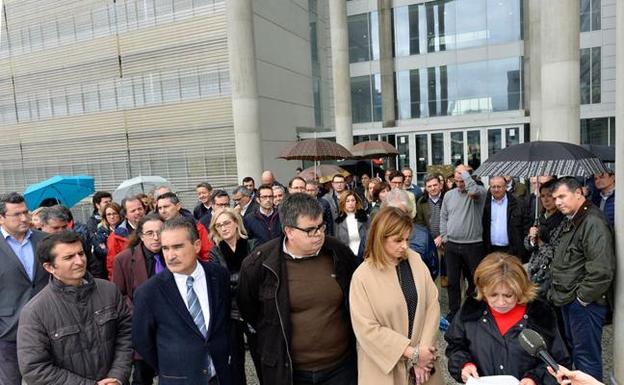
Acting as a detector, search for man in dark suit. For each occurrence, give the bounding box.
[132,217,231,385]
[482,176,528,261]
[0,192,48,385]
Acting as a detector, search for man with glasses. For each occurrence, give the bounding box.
[238,193,358,385]
[0,192,47,385]
[198,190,230,231]
[232,186,257,218]
[322,174,347,223]
[243,184,282,246]
[304,179,334,236]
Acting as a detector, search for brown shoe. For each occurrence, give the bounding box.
[440,276,448,288]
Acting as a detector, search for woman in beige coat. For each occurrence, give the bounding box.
[350,207,443,385]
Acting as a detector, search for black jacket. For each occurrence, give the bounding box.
[237,236,357,385]
[482,192,528,261]
[445,297,570,385]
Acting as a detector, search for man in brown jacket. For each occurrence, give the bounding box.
[17,231,132,385]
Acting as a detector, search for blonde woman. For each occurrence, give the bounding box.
[445,253,569,385]
[209,208,259,385]
[350,207,442,385]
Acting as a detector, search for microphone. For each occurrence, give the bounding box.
[518,328,559,371]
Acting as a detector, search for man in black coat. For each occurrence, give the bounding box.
[482,176,528,261]
[238,193,357,385]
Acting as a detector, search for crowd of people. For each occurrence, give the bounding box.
[0,164,616,385]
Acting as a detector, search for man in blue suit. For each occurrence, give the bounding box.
[132,217,231,385]
[0,192,48,385]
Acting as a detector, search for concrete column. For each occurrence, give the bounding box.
[539,0,580,143]
[612,2,624,384]
[226,0,263,180]
[378,0,395,128]
[329,0,353,150]
[527,0,542,140]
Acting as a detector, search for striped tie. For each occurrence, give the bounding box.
[186,276,207,338]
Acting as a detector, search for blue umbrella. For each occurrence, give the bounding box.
[24,175,95,210]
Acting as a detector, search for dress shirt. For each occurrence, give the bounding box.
[1,227,35,280]
[490,195,509,246]
[173,262,210,332]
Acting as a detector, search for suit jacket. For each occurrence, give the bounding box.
[0,229,48,342]
[112,245,150,313]
[482,192,528,261]
[132,261,231,385]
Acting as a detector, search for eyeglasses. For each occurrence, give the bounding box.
[215,220,233,229]
[291,223,326,237]
[259,195,273,200]
[3,210,30,218]
[141,230,160,239]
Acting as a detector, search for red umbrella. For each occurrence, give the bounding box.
[278,139,352,161]
[350,141,399,159]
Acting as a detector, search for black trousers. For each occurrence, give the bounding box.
[445,241,484,320]
[230,319,262,385]
[0,340,20,385]
[132,358,156,385]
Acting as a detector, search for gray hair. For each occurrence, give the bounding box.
[381,188,414,214]
[232,186,253,197]
[161,217,199,243]
[39,205,71,225]
[279,193,323,231]
[0,192,25,216]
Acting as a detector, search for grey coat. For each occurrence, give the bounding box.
[0,229,47,342]
[17,275,133,385]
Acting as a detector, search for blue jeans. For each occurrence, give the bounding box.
[560,299,607,381]
[293,354,356,385]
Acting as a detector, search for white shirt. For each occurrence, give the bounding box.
[173,262,211,332]
[345,213,361,255]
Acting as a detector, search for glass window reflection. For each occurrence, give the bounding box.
[451,131,464,165]
[431,133,444,165]
[487,128,502,157]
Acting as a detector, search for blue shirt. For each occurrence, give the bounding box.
[1,227,35,280]
[490,195,509,246]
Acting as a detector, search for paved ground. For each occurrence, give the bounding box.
[243,279,615,384]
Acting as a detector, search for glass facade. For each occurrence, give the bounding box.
[393,0,522,56]
[351,74,382,123]
[348,12,379,63]
[395,57,522,119]
[581,117,615,146]
[580,47,601,104]
[580,0,601,32]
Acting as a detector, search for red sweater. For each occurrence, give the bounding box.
[489,303,527,335]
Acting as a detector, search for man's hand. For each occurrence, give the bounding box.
[461,363,479,383]
[520,377,537,385]
[434,235,443,248]
[97,378,121,385]
[547,365,604,385]
[455,164,468,174]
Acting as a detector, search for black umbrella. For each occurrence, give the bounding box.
[474,141,609,179]
[581,144,615,163]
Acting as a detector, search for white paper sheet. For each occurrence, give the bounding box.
[466,375,520,385]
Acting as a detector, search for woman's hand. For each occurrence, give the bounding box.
[520,377,537,385]
[461,363,479,383]
[547,366,604,385]
[417,344,438,369]
[414,366,431,385]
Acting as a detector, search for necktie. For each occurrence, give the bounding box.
[186,276,207,337]
[153,254,165,274]
[186,276,216,379]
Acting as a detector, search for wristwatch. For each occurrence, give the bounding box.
[408,345,420,367]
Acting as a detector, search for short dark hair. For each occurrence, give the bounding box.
[211,189,230,201]
[122,195,146,212]
[257,184,273,195]
[232,186,253,197]
[288,176,306,188]
[161,217,199,243]
[196,182,212,190]
[40,205,71,225]
[279,192,322,231]
[424,174,441,184]
[156,192,180,204]
[242,176,255,185]
[37,230,82,265]
[92,191,112,208]
[388,170,404,181]
[539,178,558,193]
[553,177,582,193]
[332,174,345,183]
[0,192,25,216]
